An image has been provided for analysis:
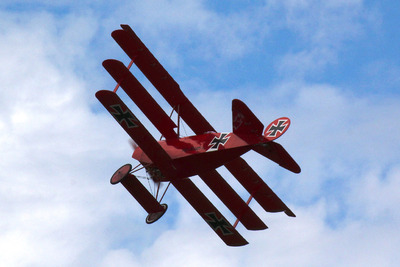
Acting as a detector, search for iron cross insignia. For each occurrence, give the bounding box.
[205,212,233,235]
[110,104,138,128]
[207,133,230,152]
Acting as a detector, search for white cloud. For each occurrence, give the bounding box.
[263,0,378,78]
[99,249,141,267]
[102,0,270,66]
[0,11,131,267]
[1,1,400,266]
[348,166,400,222]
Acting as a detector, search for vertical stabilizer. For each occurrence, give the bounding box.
[232,99,264,135]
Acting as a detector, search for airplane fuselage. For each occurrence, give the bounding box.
[132,132,268,180]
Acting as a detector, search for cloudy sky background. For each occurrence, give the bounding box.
[1,0,399,266]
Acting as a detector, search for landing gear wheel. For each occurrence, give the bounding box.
[110,164,132,185]
[146,204,168,224]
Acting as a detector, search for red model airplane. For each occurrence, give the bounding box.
[96,25,301,246]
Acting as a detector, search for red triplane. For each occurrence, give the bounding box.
[96,25,301,246]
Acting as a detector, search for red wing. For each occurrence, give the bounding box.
[198,170,267,231]
[102,59,178,140]
[225,158,295,217]
[95,90,175,176]
[171,178,248,246]
[253,141,301,174]
[112,24,214,135]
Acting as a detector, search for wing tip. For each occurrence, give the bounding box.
[285,210,296,217]
[227,240,249,247]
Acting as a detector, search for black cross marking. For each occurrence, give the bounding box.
[110,104,138,128]
[207,133,230,152]
[205,212,233,235]
[266,120,287,137]
[233,112,245,131]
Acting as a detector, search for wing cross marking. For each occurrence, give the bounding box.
[110,104,138,128]
[205,212,233,236]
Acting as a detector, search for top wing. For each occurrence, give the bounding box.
[112,24,215,135]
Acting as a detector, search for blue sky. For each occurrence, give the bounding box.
[1,1,400,266]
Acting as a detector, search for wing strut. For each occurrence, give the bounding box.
[233,195,254,228]
[113,59,134,93]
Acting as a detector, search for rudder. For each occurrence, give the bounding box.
[232,99,264,135]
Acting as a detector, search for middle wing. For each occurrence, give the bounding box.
[102,59,178,140]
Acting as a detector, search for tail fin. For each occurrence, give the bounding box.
[231,100,300,173]
[232,99,290,141]
[232,99,264,135]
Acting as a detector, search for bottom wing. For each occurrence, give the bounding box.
[198,170,267,231]
[171,178,248,246]
[96,90,176,177]
[225,158,295,217]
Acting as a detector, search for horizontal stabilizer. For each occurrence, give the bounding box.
[253,141,301,174]
[232,99,264,136]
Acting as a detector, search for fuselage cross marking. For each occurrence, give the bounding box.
[207,133,230,152]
